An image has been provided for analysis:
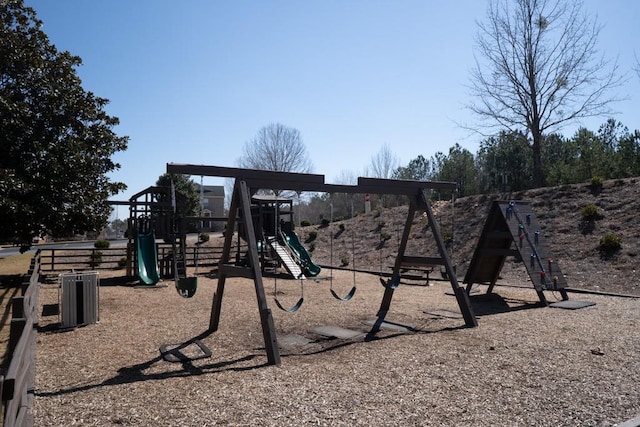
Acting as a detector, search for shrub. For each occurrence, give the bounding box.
[442,231,453,245]
[339,223,346,232]
[117,257,127,268]
[308,242,316,252]
[590,176,603,188]
[94,239,110,249]
[307,230,318,240]
[380,231,392,241]
[199,232,210,243]
[321,218,330,227]
[300,219,312,227]
[580,203,600,221]
[89,250,103,268]
[340,255,350,267]
[599,233,622,252]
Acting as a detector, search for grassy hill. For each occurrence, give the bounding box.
[300,176,639,296]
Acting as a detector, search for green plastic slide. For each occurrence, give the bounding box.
[136,232,161,285]
[283,230,321,277]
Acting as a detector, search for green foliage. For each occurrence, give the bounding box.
[339,223,346,232]
[117,257,127,268]
[300,219,311,227]
[94,239,110,249]
[599,233,622,252]
[431,143,476,197]
[156,173,200,217]
[321,218,330,227]
[442,231,453,245]
[0,2,128,246]
[307,230,317,240]
[340,254,350,267]
[380,231,392,241]
[590,176,603,188]
[198,232,210,243]
[580,204,600,221]
[308,242,316,252]
[88,250,103,268]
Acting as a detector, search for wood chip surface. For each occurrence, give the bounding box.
[33,270,640,426]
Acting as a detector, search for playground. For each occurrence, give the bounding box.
[25,167,640,425]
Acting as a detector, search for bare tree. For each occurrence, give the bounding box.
[468,0,624,187]
[237,123,313,173]
[367,143,400,179]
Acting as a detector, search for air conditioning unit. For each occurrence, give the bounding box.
[59,272,100,328]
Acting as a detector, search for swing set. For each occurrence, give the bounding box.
[166,163,477,365]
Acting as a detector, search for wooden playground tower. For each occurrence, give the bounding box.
[166,163,478,365]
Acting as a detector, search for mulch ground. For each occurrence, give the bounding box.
[32,268,640,426]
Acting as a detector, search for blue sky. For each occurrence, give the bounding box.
[26,0,640,202]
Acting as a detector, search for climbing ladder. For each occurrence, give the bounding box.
[463,201,569,304]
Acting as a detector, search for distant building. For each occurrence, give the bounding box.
[195,184,225,232]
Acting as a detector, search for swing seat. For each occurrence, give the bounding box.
[176,277,197,298]
[330,286,357,301]
[274,296,304,313]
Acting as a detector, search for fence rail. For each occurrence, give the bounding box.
[1,250,41,427]
[39,245,225,273]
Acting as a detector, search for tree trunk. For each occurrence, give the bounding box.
[531,130,543,188]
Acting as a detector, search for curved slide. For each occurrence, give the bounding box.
[136,232,161,285]
[283,230,321,277]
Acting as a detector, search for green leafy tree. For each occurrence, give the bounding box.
[468,0,623,187]
[432,144,477,197]
[393,155,433,181]
[541,133,579,186]
[156,173,200,216]
[0,1,127,248]
[476,131,532,193]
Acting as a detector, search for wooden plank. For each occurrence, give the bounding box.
[400,256,445,268]
[218,264,254,279]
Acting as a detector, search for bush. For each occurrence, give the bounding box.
[321,218,330,227]
[89,250,103,268]
[300,219,311,227]
[340,255,350,267]
[339,223,346,232]
[599,233,622,252]
[199,232,210,243]
[380,231,392,241]
[590,176,603,188]
[308,242,316,252]
[307,230,318,240]
[580,203,600,221]
[94,239,110,249]
[117,257,127,268]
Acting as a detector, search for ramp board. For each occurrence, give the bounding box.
[312,325,363,339]
[549,300,596,310]
[463,201,569,304]
[363,319,416,332]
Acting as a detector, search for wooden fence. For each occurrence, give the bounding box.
[1,250,41,427]
[39,245,225,274]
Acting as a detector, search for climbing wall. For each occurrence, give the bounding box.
[463,201,569,304]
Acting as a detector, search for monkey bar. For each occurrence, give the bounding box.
[166,163,477,365]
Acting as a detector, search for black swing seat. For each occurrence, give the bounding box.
[330,286,357,301]
[176,276,197,298]
[274,296,304,313]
